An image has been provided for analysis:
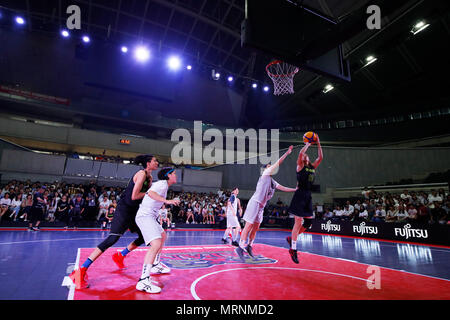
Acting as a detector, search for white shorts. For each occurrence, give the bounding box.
[243,199,265,224]
[135,215,164,246]
[226,214,240,228]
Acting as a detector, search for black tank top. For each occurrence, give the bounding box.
[297,164,315,191]
[121,170,152,208]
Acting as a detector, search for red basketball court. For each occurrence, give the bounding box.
[66,243,450,300]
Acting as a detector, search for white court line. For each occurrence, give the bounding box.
[190,267,372,300]
[262,242,450,283]
[65,248,80,301]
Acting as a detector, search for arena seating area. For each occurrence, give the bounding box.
[1,178,448,230]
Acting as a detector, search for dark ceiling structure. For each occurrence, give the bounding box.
[0,0,449,139]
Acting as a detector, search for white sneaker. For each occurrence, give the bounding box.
[136,277,161,294]
[151,262,171,274]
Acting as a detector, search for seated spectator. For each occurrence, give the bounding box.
[8,193,23,221]
[20,194,33,221]
[0,193,11,220]
[416,203,430,224]
[428,190,443,209]
[395,205,409,222]
[358,208,369,221]
[367,200,376,221]
[385,206,398,223]
[342,204,353,221]
[350,209,360,222]
[431,202,446,225]
[185,204,194,224]
[97,196,110,221]
[201,206,208,224]
[333,206,345,220]
[373,205,386,223]
[354,200,363,211]
[400,190,411,202]
[407,204,418,223]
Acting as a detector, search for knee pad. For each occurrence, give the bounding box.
[97,234,121,252]
[302,218,313,230]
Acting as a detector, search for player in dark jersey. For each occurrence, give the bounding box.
[287,136,323,263]
[69,154,158,289]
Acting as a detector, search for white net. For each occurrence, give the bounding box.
[266,60,299,95]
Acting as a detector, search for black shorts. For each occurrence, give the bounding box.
[30,207,44,222]
[288,190,313,217]
[109,202,141,235]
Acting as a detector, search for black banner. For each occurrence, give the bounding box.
[306,220,450,246]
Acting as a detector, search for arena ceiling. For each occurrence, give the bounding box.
[1,0,449,137]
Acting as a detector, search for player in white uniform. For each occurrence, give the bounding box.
[135,168,180,294]
[221,188,242,246]
[235,146,297,261]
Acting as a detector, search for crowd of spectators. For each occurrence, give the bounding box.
[166,189,237,226]
[313,188,449,225]
[0,179,238,230]
[1,179,448,230]
[0,179,123,230]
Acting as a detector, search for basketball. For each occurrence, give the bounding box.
[303,131,317,144]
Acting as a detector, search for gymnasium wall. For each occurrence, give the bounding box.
[1,145,449,203]
[208,144,450,192]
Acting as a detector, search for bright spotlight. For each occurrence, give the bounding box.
[168,56,182,70]
[228,76,234,82]
[134,46,150,62]
[411,20,430,35]
[252,83,258,88]
[121,46,128,53]
[323,84,334,93]
[186,65,192,70]
[212,70,220,80]
[82,35,90,43]
[15,16,25,25]
[263,86,270,92]
[364,55,377,67]
[61,30,70,38]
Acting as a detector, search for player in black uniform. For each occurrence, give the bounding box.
[286,136,323,263]
[69,154,158,289]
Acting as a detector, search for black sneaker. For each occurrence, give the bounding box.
[289,249,299,264]
[286,236,292,248]
[235,247,246,262]
[221,238,228,244]
[246,245,254,258]
[231,241,239,247]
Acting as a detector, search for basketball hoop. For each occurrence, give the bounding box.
[266,60,299,95]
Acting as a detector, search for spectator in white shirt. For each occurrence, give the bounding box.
[373,205,386,223]
[97,196,111,220]
[385,206,398,222]
[333,206,345,220]
[9,194,23,221]
[0,193,12,220]
[358,209,369,221]
[428,191,443,209]
[400,190,411,202]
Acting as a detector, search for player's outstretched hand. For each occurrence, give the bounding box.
[167,199,180,206]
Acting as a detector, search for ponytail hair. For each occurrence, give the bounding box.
[157,167,175,180]
[134,154,155,169]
